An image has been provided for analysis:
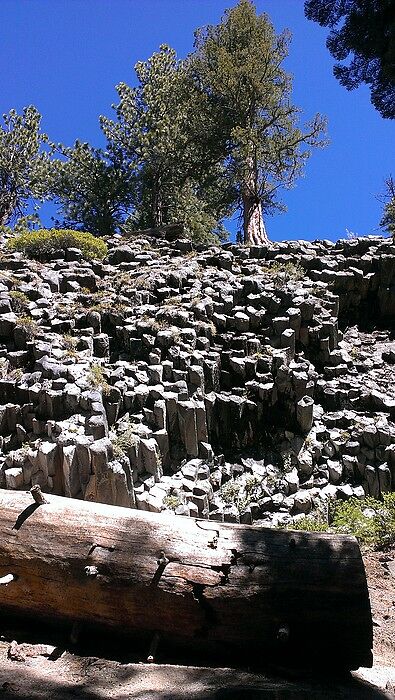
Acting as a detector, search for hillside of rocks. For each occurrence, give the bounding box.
[0,232,394,526]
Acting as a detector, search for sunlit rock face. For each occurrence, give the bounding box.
[0,231,394,526]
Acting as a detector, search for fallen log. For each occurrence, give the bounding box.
[0,489,372,670]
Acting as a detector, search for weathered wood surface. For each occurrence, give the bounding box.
[0,489,373,669]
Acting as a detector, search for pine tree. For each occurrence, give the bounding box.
[101,45,227,240]
[190,0,327,244]
[305,0,395,119]
[48,141,135,236]
[381,176,395,238]
[0,106,49,227]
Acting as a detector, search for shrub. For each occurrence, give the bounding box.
[163,494,183,511]
[62,334,78,350]
[0,358,9,379]
[87,364,110,395]
[7,228,108,261]
[332,495,395,548]
[291,515,329,533]
[9,290,30,312]
[374,493,395,548]
[15,316,39,338]
[264,261,305,286]
[219,474,266,514]
[288,495,395,549]
[111,424,138,459]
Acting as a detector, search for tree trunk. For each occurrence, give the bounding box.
[242,192,269,245]
[0,195,15,228]
[242,157,269,246]
[151,175,163,228]
[0,490,372,670]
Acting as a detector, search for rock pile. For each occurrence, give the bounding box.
[0,232,394,526]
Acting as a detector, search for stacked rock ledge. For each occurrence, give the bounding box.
[0,232,394,527]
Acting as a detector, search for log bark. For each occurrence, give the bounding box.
[0,490,372,670]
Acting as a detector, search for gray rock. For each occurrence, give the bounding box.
[296,395,314,433]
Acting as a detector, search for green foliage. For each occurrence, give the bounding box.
[62,334,77,350]
[373,493,395,548]
[7,228,107,260]
[111,423,138,459]
[9,290,30,312]
[291,514,329,533]
[220,479,242,506]
[190,0,327,242]
[0,358,8,379]
[331,498,381,546]
[380,175,395,238]
[332,495,395,548]
[62,334,79,359]
[163,494,183,511]
[305,0,395,119]
[87,364,111,395]
[101,44,229,242]
[0,106,50,226]
[265,261,305,286]
[15,315,39,338]
[290,495,395,549]
[220,474,265,513]
[47,141,135,236]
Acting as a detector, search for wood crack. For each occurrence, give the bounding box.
[192,583,218,637]
[87,543,116,556]
[12,503,40,531]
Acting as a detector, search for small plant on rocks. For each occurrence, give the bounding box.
[63,334,77,350]
[163,494,183,511]
[288,495,395,550]
[265,262,305,286]
[0,358,9,378]
[9,290,30,312]
[62,334,79,359]
[88,364,111,395]
[220,474,265,514]
[15,316,39,338]
[280,454,293,473]
[111,424,138,459]
[9,367,23,381]
[220,479,242,505]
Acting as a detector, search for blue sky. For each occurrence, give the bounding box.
[1,0,393,242]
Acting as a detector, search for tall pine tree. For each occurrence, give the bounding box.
[0,106,50,227]
[190,0,327,244]
[47,141,135,236]
[101,45,228,241]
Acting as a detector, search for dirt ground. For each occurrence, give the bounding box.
[0,547,394,700]
[363,548,395,668]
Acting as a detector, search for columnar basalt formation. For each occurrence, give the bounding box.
[0,233,394,526]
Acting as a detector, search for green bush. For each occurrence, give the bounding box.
[15,315,39,338]
[332,494,395,548]
[374,493,395,548]
[7,228,108,261]
[291,514,329,533]
[330,497,378,545]
[288,495,395,549]
[111,423,138,459]
[163,494,183,511]
[87,364,110,395]
[9,290,30,312]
